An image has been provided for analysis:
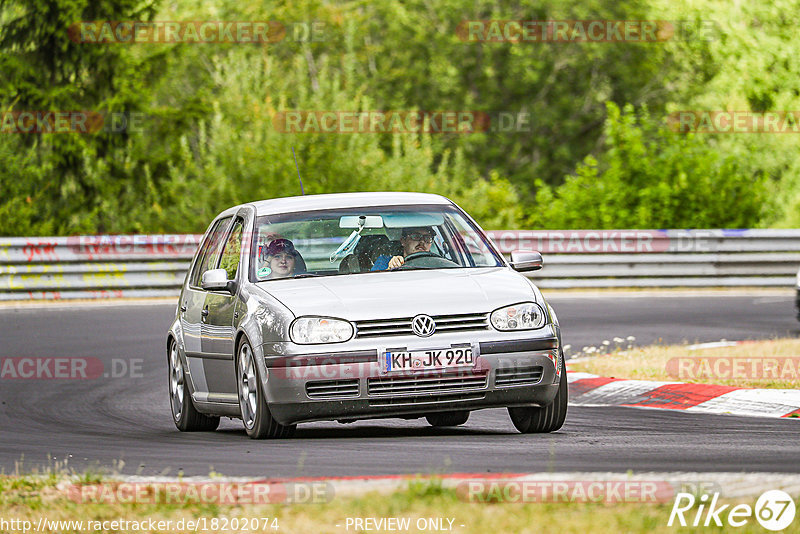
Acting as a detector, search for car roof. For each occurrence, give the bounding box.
[248,192,453,217]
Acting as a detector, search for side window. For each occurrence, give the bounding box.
[431,227,455,262]
[218,219,244,280]
[446,215,496,267]
[190,216,232,287]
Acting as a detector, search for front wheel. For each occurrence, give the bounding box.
[237,338,295,439]
[507,351,568,433]
[168,340,220,432]
[426,411,470,427]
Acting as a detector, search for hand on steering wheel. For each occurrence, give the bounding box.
[387,255,405,269]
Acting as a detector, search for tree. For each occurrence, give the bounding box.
[529,102,767,229]
[0,0,159,233]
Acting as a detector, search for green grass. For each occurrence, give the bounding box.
[1,475,798,533]
[569,338,800,389]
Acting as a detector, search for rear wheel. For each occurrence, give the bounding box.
[426,411,470,427]
[237,338,295,439]
[507,351,568,433]
[168,340,220,432]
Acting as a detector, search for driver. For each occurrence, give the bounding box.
[371,227,435,271]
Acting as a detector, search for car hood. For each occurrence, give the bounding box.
[256,267,539,320]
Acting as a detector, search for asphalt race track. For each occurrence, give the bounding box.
[0,294,798,477]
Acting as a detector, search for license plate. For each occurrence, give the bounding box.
[382,348,474,372]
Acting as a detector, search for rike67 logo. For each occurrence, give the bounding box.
[669,490,796,530]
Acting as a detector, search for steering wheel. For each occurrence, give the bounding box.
[403,251,438,262]
[398,251,458,270]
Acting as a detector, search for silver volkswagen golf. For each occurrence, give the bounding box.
[167,192,567,439]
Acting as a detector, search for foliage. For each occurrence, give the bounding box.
[0,0,798,235]
[529,103,767,229]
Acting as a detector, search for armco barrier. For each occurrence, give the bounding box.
[0,235,202,301]
[1,230,799,300]
[487,229,800,289]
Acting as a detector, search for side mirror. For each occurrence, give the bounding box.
[201,268,233,292]
[509,250,543,272]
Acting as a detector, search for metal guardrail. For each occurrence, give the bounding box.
[0,235,201,300]
[1,230,799,300]
[487,230,800,289]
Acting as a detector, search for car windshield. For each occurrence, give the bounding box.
[251,204,504,281]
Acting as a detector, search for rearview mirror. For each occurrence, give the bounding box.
[339,215,384,229]
[201,268,233,292]
[509,250,543,272]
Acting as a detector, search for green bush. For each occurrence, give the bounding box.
[529,103,767,229]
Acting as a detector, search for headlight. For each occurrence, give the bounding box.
[290,317,354,344]
[490,302,546,331]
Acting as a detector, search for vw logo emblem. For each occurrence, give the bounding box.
[411,315,436,337]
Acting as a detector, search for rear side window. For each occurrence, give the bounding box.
[218,219,244,280]
[190,216,232,287]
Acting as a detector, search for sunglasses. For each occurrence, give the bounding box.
[405,233,434,243]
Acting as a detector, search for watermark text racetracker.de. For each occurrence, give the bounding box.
[0,111,146,134]
[667,356,800,382]
[456,20,718,42]
[62,480,332,505]
[268,352,558,382]
[457,479,717,503]
[273,111,491,134]
[0,357,142,380]
[669,111,800,133]
[485,230,715,254]
[65,234,202,259]
[272,110,543,134]
[69,20,326,43]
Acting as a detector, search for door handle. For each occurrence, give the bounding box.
[201,307,209,318]
[180,305,187,312]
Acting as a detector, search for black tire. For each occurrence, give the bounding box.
[168,339,220,432]
[507,351,568,433]
[236,338,296,439]
[426,411,470,427]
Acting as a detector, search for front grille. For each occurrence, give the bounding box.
[367,372,488,396]
[495,365,544,387]
[369,392,485,407]
[305,379,359,399]
[355,312,489,338]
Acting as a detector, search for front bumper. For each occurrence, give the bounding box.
[261,332,561,425]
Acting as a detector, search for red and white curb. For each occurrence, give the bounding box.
[567,371,800,419]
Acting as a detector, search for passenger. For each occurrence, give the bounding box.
[371,227,434,271]
[260,238,297,279]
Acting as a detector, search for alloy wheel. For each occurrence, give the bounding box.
[169,343,184,421]
[238,343,258,429]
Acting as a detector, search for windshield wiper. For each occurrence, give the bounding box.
[293,273,323,278]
